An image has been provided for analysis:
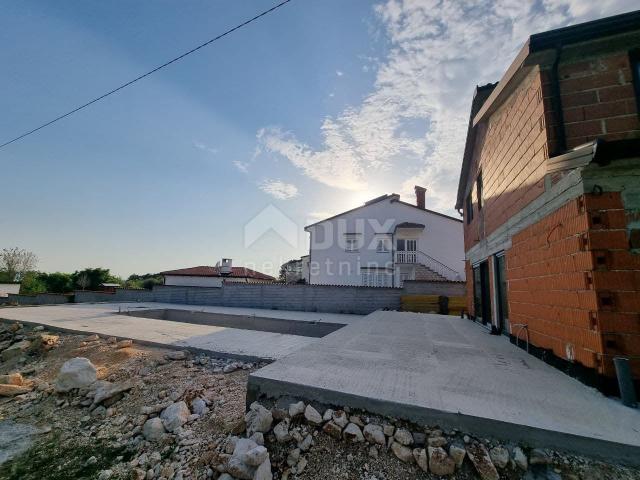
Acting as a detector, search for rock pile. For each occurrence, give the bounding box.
[162,350,263,374]
[0,322,61,398]
[55,357,97,393]
[211,398,581,480]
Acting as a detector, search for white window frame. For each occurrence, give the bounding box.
[376,238,390,253]
[345,237,358,252]
[361,269,392,287]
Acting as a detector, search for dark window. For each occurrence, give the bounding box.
[476,171,483,210]
[495,254,509,335]
[465,192,473,224]
[631,49,640,118]
[473,261,492,325]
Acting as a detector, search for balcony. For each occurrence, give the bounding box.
[395,251,417,263]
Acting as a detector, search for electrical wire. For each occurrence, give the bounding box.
[0,0,294,150]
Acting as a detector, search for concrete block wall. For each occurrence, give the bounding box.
[153,286,222,305]
[506,192,640,378]
[69,282,466,316]
[3,293,72,305]
[74,289,154,303]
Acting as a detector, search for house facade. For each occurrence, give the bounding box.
[0,283,20,297]
[161,259,275,287]
[305,187,465,287]
[456,11,640,386]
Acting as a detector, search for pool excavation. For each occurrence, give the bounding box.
[119,308,346,338]
[2,302,639,465]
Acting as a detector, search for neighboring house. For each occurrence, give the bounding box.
[300,255,309,284]
[161,259,275,287]
[456,11,640,385]
[99,283,121,293]
[280,258,307,284]
[305,186,465,287]
[0,283,20,297]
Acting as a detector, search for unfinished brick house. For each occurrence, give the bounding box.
[455,11,640,392]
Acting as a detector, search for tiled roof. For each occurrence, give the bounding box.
[160,265,275,280]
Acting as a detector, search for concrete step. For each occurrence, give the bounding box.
[414,263,448,282]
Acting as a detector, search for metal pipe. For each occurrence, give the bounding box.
[550,43,567,156]
[614,357,638,408]
[511,323,530,353]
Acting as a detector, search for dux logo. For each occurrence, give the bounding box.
[244,204,298,249]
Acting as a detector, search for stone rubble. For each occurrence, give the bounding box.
[428,446,456,475]
[0,321,637,480]
[160,401,190,433]
[54,357,97,393]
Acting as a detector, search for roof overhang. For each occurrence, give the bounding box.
[474,10,640,127]
[455,9,640,210]
[547,138,640,173]
[394,222,425,231]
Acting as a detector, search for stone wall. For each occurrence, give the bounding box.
[71,282,466,315]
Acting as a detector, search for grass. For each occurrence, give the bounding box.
[0,433,134,480]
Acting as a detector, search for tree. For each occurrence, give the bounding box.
[71,268,118,291]
[142,277,162,290]
[1,247,38,281]
[126,273,163,290]
[40,272,73,293]
[279,259,302,283]
[76,273,90,291]
[19,272,47,294]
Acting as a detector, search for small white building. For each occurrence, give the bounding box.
[305,187,465,287]
[161,259,275,287]
[0,283,20,297]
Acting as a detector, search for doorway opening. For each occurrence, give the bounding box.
[494,253,509,336]
[472,261,492,326]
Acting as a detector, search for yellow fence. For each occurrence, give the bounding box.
[400,295,466,316]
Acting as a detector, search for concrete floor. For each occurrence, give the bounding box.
[0,303,360,360]
[248,310,640,463]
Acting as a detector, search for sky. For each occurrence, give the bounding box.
[1,0,637,278]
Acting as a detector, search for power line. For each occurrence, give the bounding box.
[0,0,294,150]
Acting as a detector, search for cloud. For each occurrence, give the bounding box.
[308,211,333,221]
[336,70,344,76]
[193,141,218,155]
[257,0,637,213]
[259,127,366,190]
[259,179,299,200]
[233,160,249,173]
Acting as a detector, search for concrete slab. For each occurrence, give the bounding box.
[248,310,640,464]
[0,303,359,360]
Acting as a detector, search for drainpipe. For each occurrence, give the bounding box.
[614,357,638,408]
[549,44,567,156]
[392,232,396,288]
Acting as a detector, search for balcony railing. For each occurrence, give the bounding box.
[395,250,463,281]
[395,251,417,263]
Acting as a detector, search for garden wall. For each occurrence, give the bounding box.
[71,281,466,315]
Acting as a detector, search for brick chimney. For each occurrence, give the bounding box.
[414,185,426,209]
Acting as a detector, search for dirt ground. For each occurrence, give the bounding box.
[1,321,639,480]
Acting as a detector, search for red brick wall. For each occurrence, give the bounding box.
[506,192,640,378]
[464,50,640,252]
[464,69,548,251]
[544,52,640,152]
[585,193,640,378]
